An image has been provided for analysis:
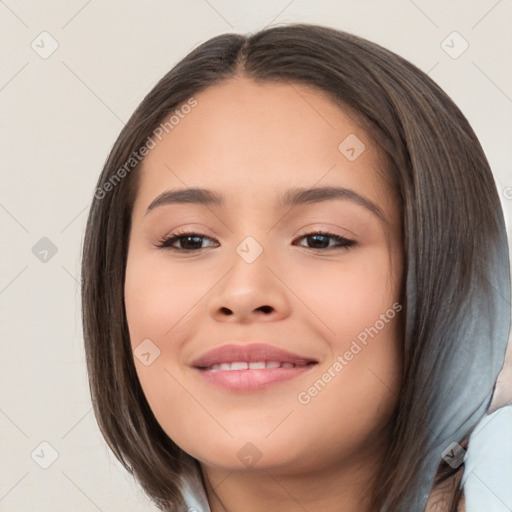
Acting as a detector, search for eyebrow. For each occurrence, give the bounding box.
[145,186,387,222]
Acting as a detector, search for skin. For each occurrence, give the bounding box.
[124,77,404,511]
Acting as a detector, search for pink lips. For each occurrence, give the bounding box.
[191,343,318,391]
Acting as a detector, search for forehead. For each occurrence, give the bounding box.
[133,77,395,217]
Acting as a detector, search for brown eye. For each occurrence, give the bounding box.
[293,231,356,250]
[156,232,219,251]
[155,230,356,252]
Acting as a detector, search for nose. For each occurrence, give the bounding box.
[208,254,291,324]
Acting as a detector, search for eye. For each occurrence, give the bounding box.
[155,231,219,252]
[155,230,356,252]
[293,231,356,251]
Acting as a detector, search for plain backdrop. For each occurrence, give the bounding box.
[1,1,511,511]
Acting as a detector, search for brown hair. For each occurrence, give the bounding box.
[81,23,511,511]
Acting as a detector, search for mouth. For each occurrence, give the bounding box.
[204,360,312,371]
[191,343,318,391]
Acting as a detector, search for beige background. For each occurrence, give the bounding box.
[1,1,511,510]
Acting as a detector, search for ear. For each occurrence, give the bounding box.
[487,329,512,414]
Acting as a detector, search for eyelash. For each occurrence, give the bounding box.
[155,230,356,252]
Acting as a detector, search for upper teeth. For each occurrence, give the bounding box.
[207,361,296,371]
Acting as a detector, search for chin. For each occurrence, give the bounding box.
[180,432,312,474]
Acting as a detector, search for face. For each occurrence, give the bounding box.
[124,77,404,476]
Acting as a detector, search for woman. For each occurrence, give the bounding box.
[81,24,511,511]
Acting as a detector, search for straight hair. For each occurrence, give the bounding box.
[81,23,511,511]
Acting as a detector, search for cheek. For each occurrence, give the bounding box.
[288,248,400,345]
[290,336,401,473]
[124,254,207,348]
[289,256,402,469]
[123,255,204,443]
[123,251,224,403]
[286,249,403,439]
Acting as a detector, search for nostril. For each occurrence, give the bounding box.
[220,307,233,315]
[257,305,273,314]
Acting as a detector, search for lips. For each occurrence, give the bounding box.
[191,343,318,369]
[191,343,318,391]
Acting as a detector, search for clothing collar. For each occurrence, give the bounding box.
[179,454,211,512]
